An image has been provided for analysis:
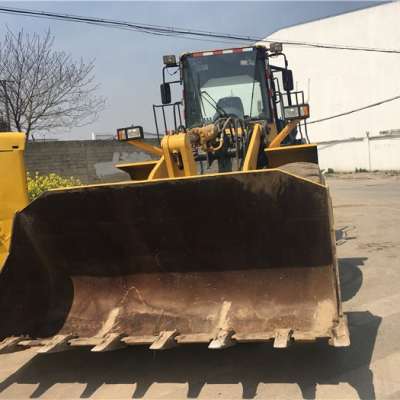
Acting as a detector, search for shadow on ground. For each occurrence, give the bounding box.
[0,258,380,400]
[338,257,367,302]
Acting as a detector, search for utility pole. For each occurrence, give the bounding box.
[0,80,11,131]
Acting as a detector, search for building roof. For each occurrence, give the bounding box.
[268,1,390,38]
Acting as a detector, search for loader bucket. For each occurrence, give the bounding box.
[0,169,349,353]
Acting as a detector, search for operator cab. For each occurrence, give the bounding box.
[181,47,270,128]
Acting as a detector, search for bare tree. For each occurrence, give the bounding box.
[0,28,105,139]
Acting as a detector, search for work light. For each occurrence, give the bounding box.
[283,104,310,120]
[269,42,283,54]
[116,126,144,141]
[163,55,177,67]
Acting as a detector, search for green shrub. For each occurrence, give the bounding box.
[27,172,81,201]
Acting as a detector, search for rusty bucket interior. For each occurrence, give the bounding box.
[0,169,347,351]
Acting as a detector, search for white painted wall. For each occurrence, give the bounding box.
[261,3,400,170]
[318,134,400,171]
[369,135,400,170]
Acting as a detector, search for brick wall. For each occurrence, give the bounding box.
[25,140,158,184]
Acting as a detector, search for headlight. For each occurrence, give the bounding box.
[269,42,283,53]
[116,126,144,141]
[163,54,177,67]
[283,104,310,120]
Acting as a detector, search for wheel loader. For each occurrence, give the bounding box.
[0,43,349,354]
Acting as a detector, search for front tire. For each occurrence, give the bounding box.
[277,162,325,184]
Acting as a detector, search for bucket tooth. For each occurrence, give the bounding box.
[273,329,292,348]
[209,329,236,349]
[330,315,350,347]
[18,339,44,348]
[37,334,75,354]
[292,332,318,343]
[91,333,126,352]
[122,335,157,346]
[149,330,179,350]
[176,333,212,344]
[232,332,274,343]
[69,337,103,347]
[0,336,25,354]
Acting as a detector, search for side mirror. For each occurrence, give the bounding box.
[160,83,171,105]
[282,69,294,92]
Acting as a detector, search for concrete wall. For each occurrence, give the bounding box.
[25,140,157,183]
[318,133,400,172]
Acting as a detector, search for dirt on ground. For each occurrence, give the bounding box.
[1,173,399,399]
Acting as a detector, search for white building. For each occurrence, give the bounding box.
[264,2,400,171]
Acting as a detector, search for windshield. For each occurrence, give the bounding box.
[182,48,270,128]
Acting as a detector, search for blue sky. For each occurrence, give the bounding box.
[0,1,377,139]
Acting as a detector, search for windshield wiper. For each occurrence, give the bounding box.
[200,90,228,119]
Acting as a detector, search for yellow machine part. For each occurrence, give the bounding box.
[0,133,28,271]
[269,120,298,148]
[117,134,196,180]
[116,160,160,181]
[242,124,262,171]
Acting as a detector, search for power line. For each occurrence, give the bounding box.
[309,94,400,124]
[0,6,251,46]
[1,6,400,54]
